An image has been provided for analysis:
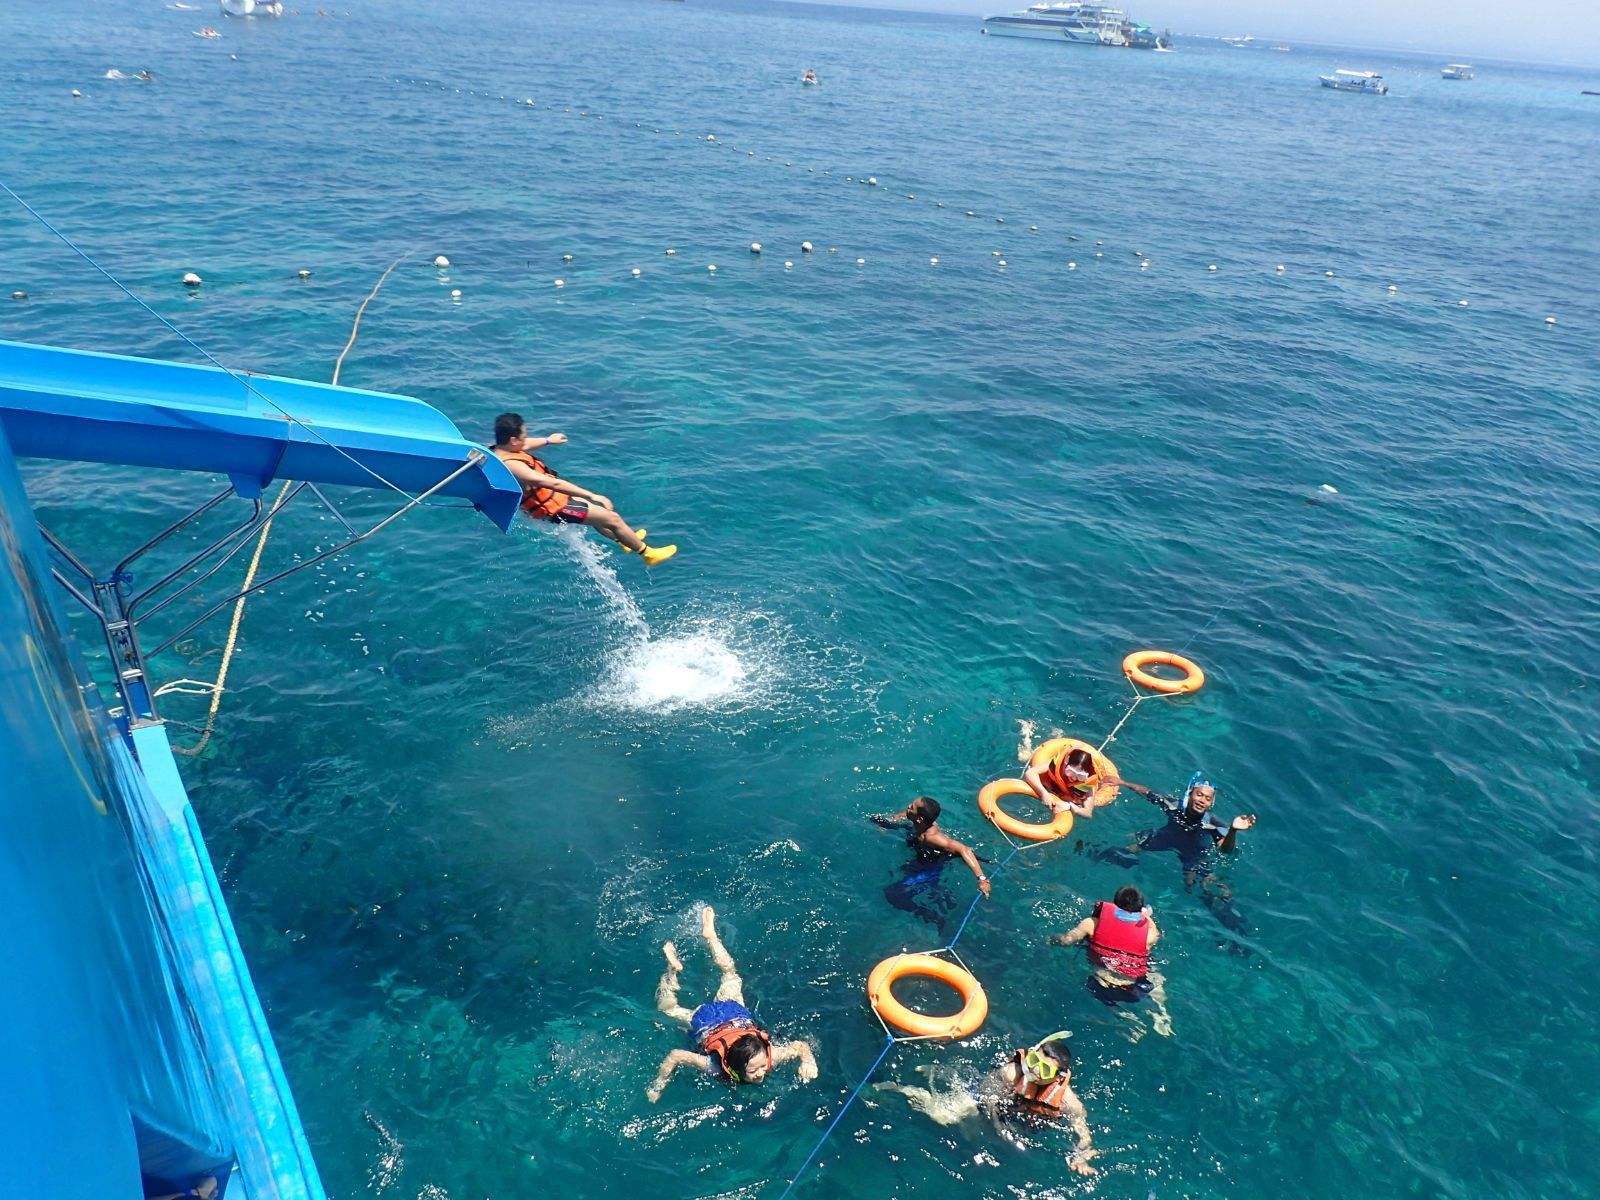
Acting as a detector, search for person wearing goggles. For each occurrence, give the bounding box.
[648,904,818,1101]
[874,1034,1098,1176]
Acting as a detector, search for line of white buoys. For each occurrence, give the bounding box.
[930,257,939,266]
[563,253,574,263]
[434,255,450,268]
[631,267,642,277]
[71,89,83,98]
[10,290,26,301]
[553,278,565,288]
[856,257,865,266]
[451,288,462,300]
[399,78,1580,325]
[707,264,717,272]
[665,248,677,256]
[182,271,202,288]
[750,242,762,254]
[297,269,312,280]
[801,241,814,253]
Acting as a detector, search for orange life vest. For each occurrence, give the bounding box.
[1042,746,1098,802]
[492,446,570,519]
[699,1019,773,1084]
[1011,1052,1069,1119]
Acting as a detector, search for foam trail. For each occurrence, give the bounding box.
[556,526,649,640]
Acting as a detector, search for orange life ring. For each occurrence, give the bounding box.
[1122,650,1205,695]
[1027,737,1119,807]
[866,953,988,1040]
[978,777,1075,842]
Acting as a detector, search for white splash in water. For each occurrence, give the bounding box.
[551,527,760,713]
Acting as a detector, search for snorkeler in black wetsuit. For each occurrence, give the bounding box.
[1097,774,1257,936]
[871,796,991,928]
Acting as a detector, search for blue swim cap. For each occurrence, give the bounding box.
[1184,772,1215,808]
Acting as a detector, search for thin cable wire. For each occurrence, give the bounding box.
[0,179,418,502]
[163,252,412,757]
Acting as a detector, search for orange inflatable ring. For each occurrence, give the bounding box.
[978,778,1075,842]
[1027,737,1119,808]
[867,953,988,1040]
[1123,650,1206,695]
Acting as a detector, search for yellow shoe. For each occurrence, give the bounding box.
[641,544,678,567]
[634,528,647,540]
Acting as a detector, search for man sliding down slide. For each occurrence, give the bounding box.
[490,412,677,565]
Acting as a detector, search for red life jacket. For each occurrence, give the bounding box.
[1010,1051,1069,1119]
[492,446,570,519]
[1042,748,1098,803]
[1087,900,1150,979]
[699,1019,773,1084]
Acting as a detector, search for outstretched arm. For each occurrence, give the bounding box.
[647,1049,708,1102]
[1061,1088,1098,1177]
[921,828,991,897]
[527,468,612,508]
[773,1040,819,1082]
[502,457,613,509]
[526,432,568,450]
[1022,763,1053,805]
[1217,813,1256,854]
[1049,917,1097,948]
[870,807,913,829]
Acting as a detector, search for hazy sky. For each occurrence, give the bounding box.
[833,0,1600,66]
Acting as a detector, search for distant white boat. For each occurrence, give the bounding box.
[193,25,221,38]
[1272,44,1291,52]
[1442,63,1474,80]
[1221,34,1254,47]
[1320,68,1388,94]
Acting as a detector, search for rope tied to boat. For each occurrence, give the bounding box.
[162,252,411,757]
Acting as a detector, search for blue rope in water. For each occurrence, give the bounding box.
[943,843,1021,951]
[774,838,1023,1196]
[774,1034,896,1200]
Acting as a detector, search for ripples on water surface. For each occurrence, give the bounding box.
[4,1,1599,1197]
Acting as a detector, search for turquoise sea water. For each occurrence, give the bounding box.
[5,1,1600,1197]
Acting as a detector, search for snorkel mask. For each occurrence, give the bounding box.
[1020,1031,1072,1082]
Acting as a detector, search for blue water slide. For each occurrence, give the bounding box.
[0,339,522,529]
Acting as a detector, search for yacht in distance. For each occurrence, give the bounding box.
[982,3,1171,49]
[1320,68,1389,94]
[1441,63,1475,80]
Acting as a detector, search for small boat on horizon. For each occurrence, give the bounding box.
[193,25,221,38]
[1442,63,1474,80]
[1272,44,1291,52]
[1320,68,1388,95]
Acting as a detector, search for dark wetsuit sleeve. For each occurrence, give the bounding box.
[1202,812,1230,842]
[1145,789,1182,816]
